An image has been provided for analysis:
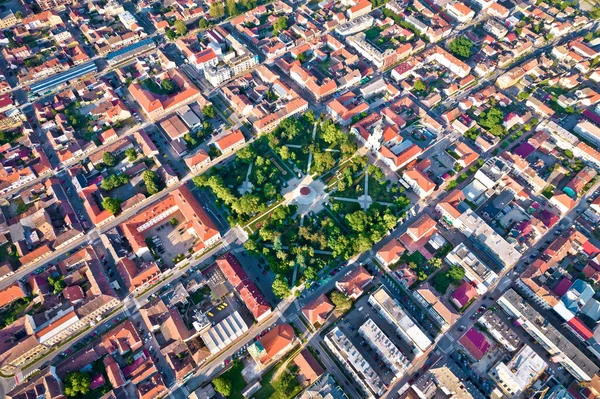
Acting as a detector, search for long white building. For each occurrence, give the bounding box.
[368,287,432,355]
[359,317,409,378]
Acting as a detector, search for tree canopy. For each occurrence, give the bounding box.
[212,376,232,396]
[272,275,291,298]
[142,170,161,195]
[102,152,117,167]
[64,372,91,397]
[173,20,187,36]
[448,36,474,59]
[102,197,122,215]
[330,291,352,311]
[273,17,288,36]
[101,174,129,191]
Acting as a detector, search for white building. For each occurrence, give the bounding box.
[574,120,600,147]
[368,286,432,355]
[325,327,385,399]
[201,311,248,354]
[488,345,547,397]
[446,2,475,23]
[359,317,409,378]
[445,243,498,295]
[498,289,598,382]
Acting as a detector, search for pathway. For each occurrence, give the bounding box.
[238,162,254,195]
[306,121,319,175]
[264,244,333,255]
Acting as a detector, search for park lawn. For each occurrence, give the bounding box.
[334,173,365,198]
[219,362,247,399]
[266,151,296,182]
[253,364,303,399]
[287,147,310,174]
[368,179,396,203]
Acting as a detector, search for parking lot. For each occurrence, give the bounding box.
[143,213,197,265]
[332,291,421,386]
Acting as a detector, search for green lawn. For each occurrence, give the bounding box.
[335,173,365,198]
[368,179,396,203]
[252,364,302,399]
[364,26,382,41]
[219,361,247,399]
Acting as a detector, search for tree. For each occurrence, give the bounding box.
[174,20,187,36]
[413,79,427,92]
[165,28,177,40]
[236,145,256,162]
[330,291,352,311]
[48,276,66,294]
[272,275,291,298]
[304,266,317,280]
[321,120,344,145]
[448,36,474,59]
[213,376,232,396]
[64,372,91,397]
[447,265,465,282]
[101,174,129,190]
[199,18,208,29]
[161,79,175,93]
[209,2,225,18]
[15,11,23,19]
[429,257,443,269]
[311,151,335,174]
[272,16,288,36]
[297,52,307,63]
[102,197,122,215]
[203,104,216,119]
[231,194,261,215]
[142,170,160,195]
[125,148,138,162]
[226,0,238,16]
[170,217,179,226]
[102,152,117,167]
[346,210,368,232]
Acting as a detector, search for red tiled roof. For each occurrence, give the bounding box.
[567,317,594,340]
[216,252,271,320]
[459,328,490,360]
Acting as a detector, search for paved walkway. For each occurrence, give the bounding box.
[306,121,319,174]
[238,162,254,195]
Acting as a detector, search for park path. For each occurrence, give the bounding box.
[306,121,319,175]
[264,244,333,255]
[238,162,254,195]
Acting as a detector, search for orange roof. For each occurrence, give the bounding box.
[19,244,52,266]
[407,214,437,241]
[80,185,114,226]
[450,1,473,16]
[185,150,210,169]
[105,356,125,388]
[116,258,161,292]
[258,324,295,364]
[101,320,143,355]
[120,186,219,255]
[137,373,167,399]
[377,239,406,264]
[302,294,334,325]
[404,168,435,193]
[215,130,245,151]
[350,0,372,14]
[34,310,78,339]
[293,349,324,385]
[337,265,373,297]
[0,283,27,308]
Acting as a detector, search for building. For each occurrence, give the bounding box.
[575,120,600,147]
[298,373,347,399]
[335,265,373,299]
[477,311,521,352]
[458,209,521,269]
[451,282,477,309]
[446,1,475,22]
[325,327,385,398]
[116,258,161,294]
[128,69,207,120]
[302,294,335,326]
[402,168,436,199]
[413,283,460,330]
[0,282,27,309]
[294,349,325,387]
[201,311,248,354]
[369,286,432,355]
[29,61,98,96]
[216,252,271,321]
[185,150,211,174]
[445,243,499,295]
[406,214,437,242]
[120,186,220,257]
[35,0,73,10]
[0,10,18,28]
[458,328,491,361]
[376,239,406,267]
[498,289,598,381]
[359,317,409,378]
[248,324,296,367]
[488,345,547,397]
[214,130,245,155]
